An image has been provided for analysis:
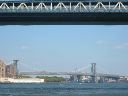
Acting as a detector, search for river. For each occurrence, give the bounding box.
[0,83,128,96]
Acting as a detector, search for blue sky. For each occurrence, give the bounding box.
[0,25,128,75]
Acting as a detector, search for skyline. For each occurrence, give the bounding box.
[0,25,128,75]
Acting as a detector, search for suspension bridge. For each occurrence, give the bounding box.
[0,0,128,24]
[20,63,124,83]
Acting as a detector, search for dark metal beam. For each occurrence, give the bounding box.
[0,12,128,25]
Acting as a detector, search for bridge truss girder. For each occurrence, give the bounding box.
[0,2,127,12]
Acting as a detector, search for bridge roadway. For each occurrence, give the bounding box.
[20,71,122,79]
[0,0,128,24]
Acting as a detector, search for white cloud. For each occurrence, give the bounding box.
[96,40,103,45]
[115,43,128,49]
[21,45,30,50]
[115,45,124,49]
[124,43,128,46]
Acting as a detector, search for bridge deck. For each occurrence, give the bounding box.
[0,1,128,24]
[20,72,122,79]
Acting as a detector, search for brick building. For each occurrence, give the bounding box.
[5,64,17,78]
[0,60,5,78]
[0,59,18,78]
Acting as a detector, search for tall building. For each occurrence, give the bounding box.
[5,60,19,78]
[0,59,19,78]
[13,60,19,77]
[0,60,5,78]
[6,64,17,78]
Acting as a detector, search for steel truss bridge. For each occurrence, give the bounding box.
[0,0,128,24]
[20,71,122,79]
[20,63,125,82]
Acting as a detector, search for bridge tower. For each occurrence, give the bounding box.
[91,63,96,83]
[13,60,19,77]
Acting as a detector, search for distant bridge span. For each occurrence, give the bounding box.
[20,71,122,79]
[0,0,128,24]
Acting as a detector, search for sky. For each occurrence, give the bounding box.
[0,25,128,75]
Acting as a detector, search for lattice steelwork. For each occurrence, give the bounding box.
[0,1,128,13]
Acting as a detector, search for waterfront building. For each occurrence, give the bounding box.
[0,59,18,78]
[0,60,6,78]
[5,64,17,78]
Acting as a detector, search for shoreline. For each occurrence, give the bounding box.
[0,78,44,83]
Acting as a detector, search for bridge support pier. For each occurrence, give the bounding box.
[91,63,97,83]
[69,75,82,83]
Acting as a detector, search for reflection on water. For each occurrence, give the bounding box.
[0,83,128,96]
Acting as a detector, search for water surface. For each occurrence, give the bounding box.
[0,83,128,96]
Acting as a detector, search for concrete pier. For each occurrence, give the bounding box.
[0,78,44,83]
